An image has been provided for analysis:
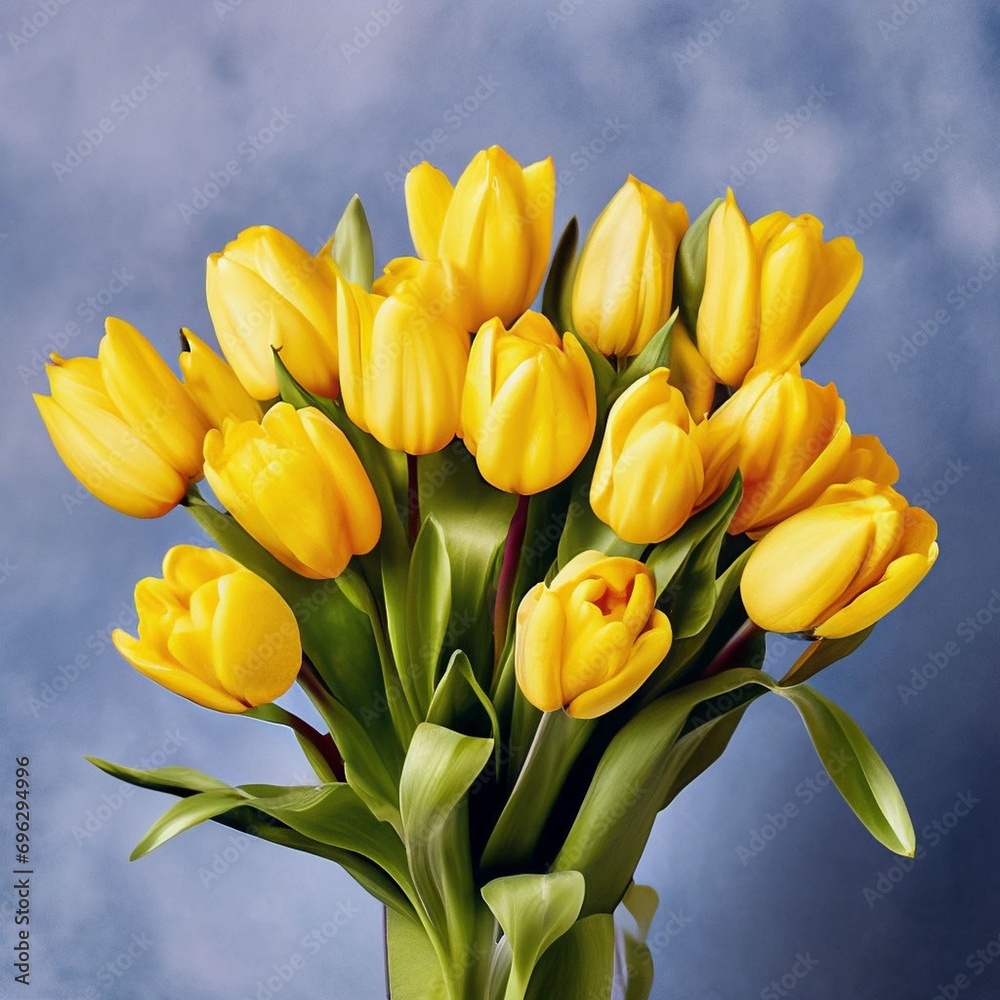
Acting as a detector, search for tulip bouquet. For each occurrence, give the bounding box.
[36,146,938,999]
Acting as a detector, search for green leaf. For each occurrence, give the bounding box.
[90,759,411,912]
[776,684,915,856]
[648,472,742,638]
[621,932,654,1000]
[622,883,659,941]
[482,871,586,1000]
[131,788,248,859]
[609,309,677,400]
[674,197,721,338]
[780,626,877,686]
[573,329,617,422]
[385,909,447,1000]
[331,194,375,291]
[427,650,501,748]
[553,668,770,914]
[542,217,579,334]
[399,724,494,968]
[407,515,452,709]
[418,441,517,685]
[524,914,615,1000]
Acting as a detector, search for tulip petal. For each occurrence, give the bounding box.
[405,162,454,260]
[515,586,567,712]
[212,570,301,705]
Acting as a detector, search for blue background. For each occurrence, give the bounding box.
[3,2,998,998]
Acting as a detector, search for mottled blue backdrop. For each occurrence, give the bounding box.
[3,2,998,998]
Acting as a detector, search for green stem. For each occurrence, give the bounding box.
[336,567,419,743]
[407,452,420,548]
[480,710,595,872]
[493,493,531,669]
[244,697,345,783]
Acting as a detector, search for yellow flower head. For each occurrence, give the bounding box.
[516,552,673,719]
[113,545,301,713]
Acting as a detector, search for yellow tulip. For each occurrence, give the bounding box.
[667,320,717,423]
[179,329,263,429]
[591,369,704,544]
[33,318,209,518]
[572,175,689,358]
[461,311,596,495]
[515,551,673,718]
[696,190,862,386]
[342,261,470,455]
[741,481,938,638]
[113,545,301,713]
[694,367,852,537]
[752,210,863,371]
[835,434,900,487]
[206,225,341,400]
[405,145,555,328]
[203,403,381,579]
[696,189,760,386]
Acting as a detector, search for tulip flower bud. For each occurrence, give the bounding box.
[695,367,852,536]
[752,211,863,372]
[741,481,938,639]
[203,403,381,579]
[342,261,470,455]
[572,175,689,358]
[34,318,210,518]
[405,145,556,329]
[206,225,342,400]
[179,329,263,429]
[696,189,760,386]
[113,545,301,713]
[834,434,900,487]
[696,191,862,387]
[516,552,673,719]
[667,320,717,423]
[591,369,704,544]
[461,311,596,495]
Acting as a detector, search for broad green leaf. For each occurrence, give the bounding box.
[780,625,877,686]
[776,684,915,856]
[418,441,516,685]
[481,710,595,871]
[385,908,447,1000]
[622,884,659,941]
[609,310,677,400]
[542,216,579,335]
[553,668,770,914]
[524,914,615,1000]
[331,194,375,291]
[87,758,234,797]
[90,759,411,912]
[407,515,452,709]
[573,330,617,423]
[131,788,248,859]
[399,724,494,968]
[427,650,501,749]
[674,197,721,338]
[621,932,654,1000]
[482,871,586,1000]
